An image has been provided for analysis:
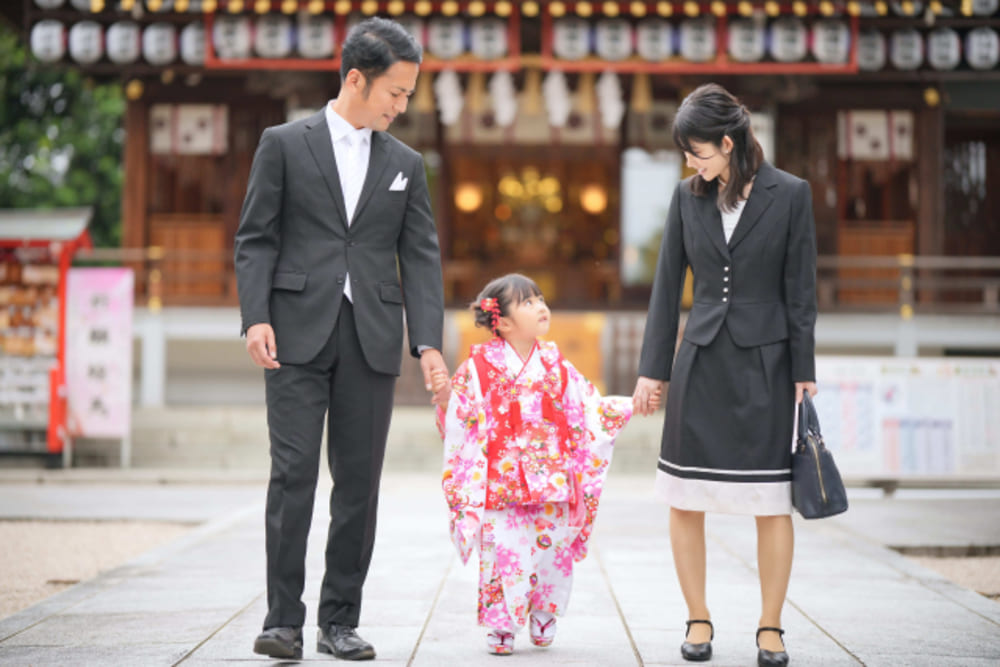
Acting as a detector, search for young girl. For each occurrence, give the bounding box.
[434,274,654,655]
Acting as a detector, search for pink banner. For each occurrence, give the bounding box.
[66,268,134,438]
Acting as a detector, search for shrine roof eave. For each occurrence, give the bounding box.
[0,207,94,246]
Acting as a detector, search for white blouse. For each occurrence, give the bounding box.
[721,198,747,243]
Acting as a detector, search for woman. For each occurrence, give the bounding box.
[632,83,817,667]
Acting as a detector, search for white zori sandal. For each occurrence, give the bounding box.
[486,628,514,655]
[529,611,557,647]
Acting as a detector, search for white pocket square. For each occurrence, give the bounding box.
[389,171,408,191]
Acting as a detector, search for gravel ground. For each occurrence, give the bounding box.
[0,520,192,619]
[907,555,1000,600]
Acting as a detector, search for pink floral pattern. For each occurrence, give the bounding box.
[437,338,632,631]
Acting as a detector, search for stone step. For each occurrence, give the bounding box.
[72,405,665,473]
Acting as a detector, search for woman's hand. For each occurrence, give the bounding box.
[633,376,665,416]
[795,381,818,404]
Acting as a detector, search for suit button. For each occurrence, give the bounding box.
[723,287,729,293]
[724,266,730,272]
[722,297,728,302]
[724,276,729,282]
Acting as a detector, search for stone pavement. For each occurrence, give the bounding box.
[0,470,998,666]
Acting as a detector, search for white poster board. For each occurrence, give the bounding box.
[815,357,1000,477]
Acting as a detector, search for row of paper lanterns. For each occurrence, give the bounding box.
[27,0,1000,18]
[27,15,512,64]
[28,15,1000,70]
[859,26,1000,71]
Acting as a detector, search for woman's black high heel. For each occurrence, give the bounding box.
[681,619,713,662]
[756,627,789,667]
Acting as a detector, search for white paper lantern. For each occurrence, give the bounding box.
[143,23,177,66]
[69,21,103,65]
[857,28,886,71]
[966,27,1000,70]
[770,17,807,63]
[180,22,206,65]
[889,28,923,70]
[470,18,507,59]
[636,18,673,61]
[213,16,252,60]
[811,20,850,64]
[679,18,715,63]
[255,15,293,59]
[106,21,140,65]
[728,18,766,63]
[927,27,960,71]
[971,0,999,15]
[30,20,65,63]
[428,18,465,59]
[298,14,335,59]
[34,0,65,8]
[595,18,633,61]
[553,17,591,60]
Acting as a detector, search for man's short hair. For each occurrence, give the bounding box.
[339,17,423,85]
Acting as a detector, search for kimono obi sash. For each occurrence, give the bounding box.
[473,345,572,510]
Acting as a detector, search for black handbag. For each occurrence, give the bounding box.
[791,393,848,519]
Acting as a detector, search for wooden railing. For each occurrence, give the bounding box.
[817,255,1000,315]
[74,248,1000,315]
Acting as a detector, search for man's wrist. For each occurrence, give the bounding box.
[418,345,438,355]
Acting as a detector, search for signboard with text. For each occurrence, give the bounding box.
[66,268,134,439]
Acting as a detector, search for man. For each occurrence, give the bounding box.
[234,17,448,661]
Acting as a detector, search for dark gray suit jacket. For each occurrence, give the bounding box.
[638,162,817,383]
[234,110,443,376]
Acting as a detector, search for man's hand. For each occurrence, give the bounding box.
[632,376,665,417]
[246,323,281,369]
[795,381,818,404]
[419,348,450,406]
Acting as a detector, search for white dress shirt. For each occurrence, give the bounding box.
[325,101,372,302]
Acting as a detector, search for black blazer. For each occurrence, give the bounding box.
[638,162,817,383]
[234,110,444,375]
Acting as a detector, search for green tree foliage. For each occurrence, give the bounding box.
[0,23,124,246]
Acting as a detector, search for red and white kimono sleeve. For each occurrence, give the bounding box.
[437,357,489,564]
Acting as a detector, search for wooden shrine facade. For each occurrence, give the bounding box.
[7,1,1000,310]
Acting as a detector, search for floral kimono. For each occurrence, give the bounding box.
[437,337,632,632]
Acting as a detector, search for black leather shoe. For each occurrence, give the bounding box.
[317,624,376,661]
[756,626,789,667]
[681,619,713,662]
[253,626,303,659]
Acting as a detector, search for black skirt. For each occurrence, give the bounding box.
[656,322,795,515]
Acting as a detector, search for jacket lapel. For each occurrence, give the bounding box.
[695,184,731,259]
[302,111,349,228]
[350,132,392,227]
[727,162,777,250]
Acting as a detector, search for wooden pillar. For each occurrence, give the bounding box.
[121,98,149,301]
[121,98,149,252]
[916,101,944,258]
[916,99,944,306]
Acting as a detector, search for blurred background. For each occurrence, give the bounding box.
[0,1,997,488]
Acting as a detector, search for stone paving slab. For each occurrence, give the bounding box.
[0,473,998,666]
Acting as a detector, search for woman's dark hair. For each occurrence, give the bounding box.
[340,17,423,91]
[471,274,543,336]
[672,83,764,212]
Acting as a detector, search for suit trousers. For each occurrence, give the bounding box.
[262,301,396,630]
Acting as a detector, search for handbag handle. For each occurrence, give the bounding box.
[797,392,820,441]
